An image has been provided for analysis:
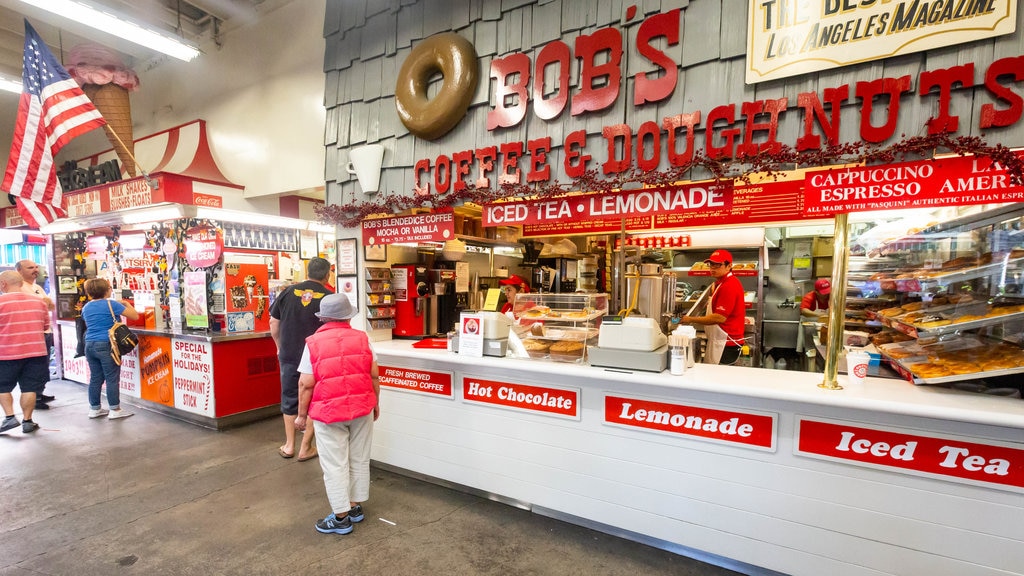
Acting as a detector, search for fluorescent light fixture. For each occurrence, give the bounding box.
[0,75,22,94]
[17,0,201,62]
[195,207,334,232]
[121,204,185,224]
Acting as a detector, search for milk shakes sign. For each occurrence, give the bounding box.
[748,1,1016,83]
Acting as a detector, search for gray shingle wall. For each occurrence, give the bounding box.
[323,0,1024,201]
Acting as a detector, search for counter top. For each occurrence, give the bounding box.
[56,319,272,343]
[372,340,1024,430]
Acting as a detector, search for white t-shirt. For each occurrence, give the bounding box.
[21,281,52,334]
[297,339,377,375]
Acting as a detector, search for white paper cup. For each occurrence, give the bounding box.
[846,351,870,386]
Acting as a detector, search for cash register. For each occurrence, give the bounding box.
[588,315,668,372]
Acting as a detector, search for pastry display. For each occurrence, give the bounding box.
[549,340,586,361]
[512,293,607,363]
[522,338,551,358]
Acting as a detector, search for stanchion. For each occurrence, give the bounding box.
[820,212,850,390]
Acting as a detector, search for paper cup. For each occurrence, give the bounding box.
[846,351,870,386]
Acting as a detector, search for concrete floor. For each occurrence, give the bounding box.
[1,379,747,576]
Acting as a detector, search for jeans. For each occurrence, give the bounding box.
[85,340,122,410]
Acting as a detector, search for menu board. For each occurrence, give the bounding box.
[654,180,807,228]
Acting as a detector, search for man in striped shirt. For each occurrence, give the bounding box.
[0,270,49,434]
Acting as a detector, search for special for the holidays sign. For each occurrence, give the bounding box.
[796,417,1024,493]
[171,339,215,417]
[362,209,455,245]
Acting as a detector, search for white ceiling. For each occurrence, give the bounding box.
[0,0,278,78]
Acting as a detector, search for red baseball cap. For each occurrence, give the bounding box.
[704,249,733,264]
[815,278,831,295]
[499,274,530,291]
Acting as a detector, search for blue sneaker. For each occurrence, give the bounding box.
[348,504,364,523]
[315,513,353,535]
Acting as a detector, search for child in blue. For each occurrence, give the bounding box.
[81,278,139,419]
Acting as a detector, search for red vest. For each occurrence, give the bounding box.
[306,322,376,423]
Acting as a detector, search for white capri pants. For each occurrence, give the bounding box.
[313,413,374,514]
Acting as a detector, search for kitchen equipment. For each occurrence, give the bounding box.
[598,315,667,350]
[463,310,511,357]
[392,264,437,337]
[589,315,669,372]
[430,267,460,338]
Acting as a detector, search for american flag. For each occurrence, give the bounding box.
[3,21,105,229]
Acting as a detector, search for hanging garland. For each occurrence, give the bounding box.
[317,133,1024,229]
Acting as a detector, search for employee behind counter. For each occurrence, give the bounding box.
[499,274,531,315]
[679,250,746,365]
[800,278,831,319]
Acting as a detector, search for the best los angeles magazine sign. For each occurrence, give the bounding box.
[748,1,1017,83]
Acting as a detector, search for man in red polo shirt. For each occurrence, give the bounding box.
[680,249,746,365]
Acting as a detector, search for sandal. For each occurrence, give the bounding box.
[278,446,294,459]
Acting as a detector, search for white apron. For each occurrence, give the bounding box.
[703,281,742,364]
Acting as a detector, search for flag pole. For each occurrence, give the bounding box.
[103,126,159,190]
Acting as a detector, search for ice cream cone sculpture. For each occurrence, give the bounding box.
[67,44,140,177]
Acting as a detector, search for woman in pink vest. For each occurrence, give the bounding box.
[294,294,379,535]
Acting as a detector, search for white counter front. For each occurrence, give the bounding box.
[370,340,1024,576]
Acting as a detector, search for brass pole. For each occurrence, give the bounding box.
[820,212,850,390]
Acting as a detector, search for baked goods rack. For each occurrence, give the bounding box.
[513,293,608,363]
[877,336,1024,385]
[365,267,396,330]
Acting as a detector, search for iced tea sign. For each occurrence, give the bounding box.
[796,417,1024,493]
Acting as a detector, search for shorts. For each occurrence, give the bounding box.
[279,361,300,415]
[0,356,49,394]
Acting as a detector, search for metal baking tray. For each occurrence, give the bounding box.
[888,353,1024,385]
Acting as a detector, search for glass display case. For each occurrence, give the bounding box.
[847,204,1024,386]
[512,292,609,363]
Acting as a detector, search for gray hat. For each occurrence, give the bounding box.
[315,294,357,321]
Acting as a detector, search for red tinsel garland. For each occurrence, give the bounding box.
[317,134,1024,228]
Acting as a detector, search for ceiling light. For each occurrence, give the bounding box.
[17,0,201,62]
